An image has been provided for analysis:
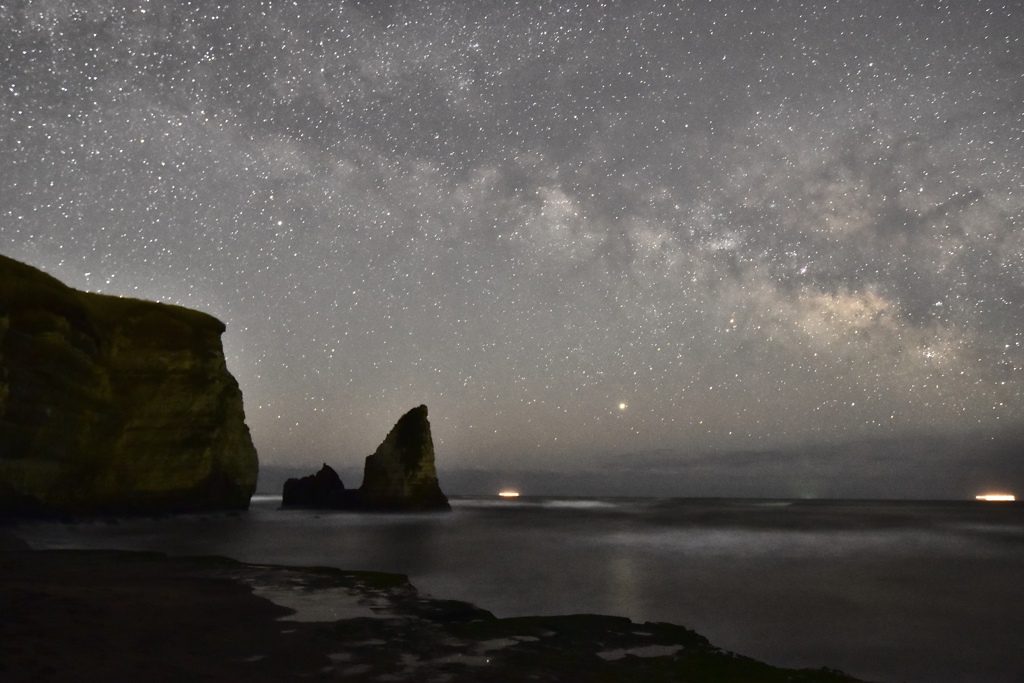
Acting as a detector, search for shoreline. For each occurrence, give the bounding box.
[1,532,867,682]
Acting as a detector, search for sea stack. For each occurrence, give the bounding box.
[359,404,450,510]
[0,255,259,516]
[282,405,450,511]
[281,463,354,508]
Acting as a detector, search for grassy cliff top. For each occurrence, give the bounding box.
[0,254,226,346]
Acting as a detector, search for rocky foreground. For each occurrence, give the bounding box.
[0,534,866,683]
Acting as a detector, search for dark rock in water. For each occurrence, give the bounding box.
[359,405,450,510]
[282,405,450,511]
[0,255,258,517]
[281,463,356,508]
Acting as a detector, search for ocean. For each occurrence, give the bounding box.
[14,496,1024,683]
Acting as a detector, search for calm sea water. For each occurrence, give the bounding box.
[13,496,1024,683]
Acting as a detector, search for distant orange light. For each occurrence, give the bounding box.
[498,491,520,498]
[976,494,1015,502]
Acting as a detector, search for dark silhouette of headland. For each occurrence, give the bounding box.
[0,255,257,517]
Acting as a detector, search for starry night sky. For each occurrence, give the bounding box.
[2,1,1022,493]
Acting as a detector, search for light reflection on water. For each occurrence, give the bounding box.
[455,496,620,509]
[598,525,1019,559]
[12,496,1024,683]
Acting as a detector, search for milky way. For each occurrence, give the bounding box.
[2,2,1022,488]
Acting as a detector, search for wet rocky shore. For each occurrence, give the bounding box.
[1,533,866,682]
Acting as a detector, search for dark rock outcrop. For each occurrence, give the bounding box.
[359,404,449,510]
[282,405,450,511]
[0,255,258,516]
[281,463,358,508]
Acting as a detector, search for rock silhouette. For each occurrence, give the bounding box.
[281,463,355,508]
[282,405,450,511]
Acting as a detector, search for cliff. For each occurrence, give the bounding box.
[0,255,258,516]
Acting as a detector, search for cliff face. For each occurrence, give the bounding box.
[360,405,450,510]
[0,255,258,516]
